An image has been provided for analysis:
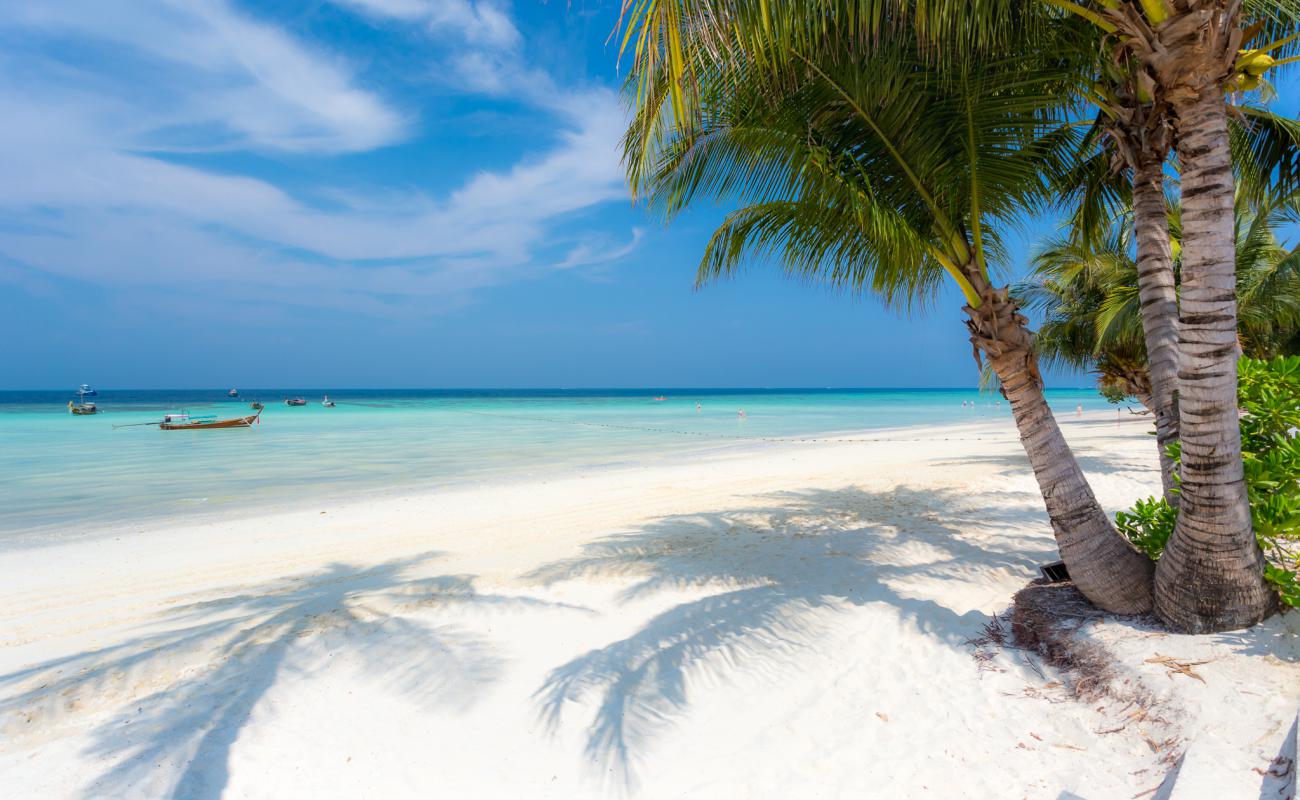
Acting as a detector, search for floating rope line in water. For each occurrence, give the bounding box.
[447,407,997,445]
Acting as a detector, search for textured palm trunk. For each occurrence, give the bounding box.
[1129,160,1181,502]
[1153,90,1275,632]
[966,286,1154,614]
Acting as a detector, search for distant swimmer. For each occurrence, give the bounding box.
[695,402,702,412]
[737,408,746,418]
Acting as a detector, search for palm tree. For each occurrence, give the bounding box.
[616,0,1298,632]
[1074,0,1299,632]
[622,19,1154,613]
[1017,219,1158,408]
[1061,94,1300,501]
[1233,196,1300,356]
[1020,195,1300,406]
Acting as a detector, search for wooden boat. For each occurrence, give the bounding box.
[160,411,260,430]
[69,384,99,414]
[250,401,264,410]
[285,397,307,407]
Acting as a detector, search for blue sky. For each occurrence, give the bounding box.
[0,1,1296,389]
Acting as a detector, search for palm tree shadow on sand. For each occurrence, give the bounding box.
[527,484,1062,791]
[0,552,586,800]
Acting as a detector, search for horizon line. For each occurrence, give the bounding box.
[0,385,1095,392]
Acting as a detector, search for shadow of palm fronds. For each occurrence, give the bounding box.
[528,485,1060,790]
[0,552,585,800]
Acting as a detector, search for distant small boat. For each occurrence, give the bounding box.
[285,397,307,407]
[322,395,335,408]
[653,395,667,402]
[160,411,260,430]
[250,401,264,410]
[70,384,99,414]
[228,389,239,397]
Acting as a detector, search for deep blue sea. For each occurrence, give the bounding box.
[0,388,1105,542]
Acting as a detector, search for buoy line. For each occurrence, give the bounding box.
[447,407,993,445]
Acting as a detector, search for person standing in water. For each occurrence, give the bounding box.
[737,408,746,419]
[1076,403,1083,417]
[696,402,702,413]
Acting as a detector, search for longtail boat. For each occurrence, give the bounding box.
[285,397,307,407]
[69,384,99,414]
[160,410,261,430]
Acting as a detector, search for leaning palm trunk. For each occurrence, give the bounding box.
[618,8,1158,615]
[1129,160,1181,501]
[1153,90,1275,631]
[966,285,1155,614]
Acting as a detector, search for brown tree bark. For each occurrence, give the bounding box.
[1129,159,1181,501]
[1102,71,1181,503]
[1103,0,1279,632]
[1153,88,1275,632]
[966,286,1154,615]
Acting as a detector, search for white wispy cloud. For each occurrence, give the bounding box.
[554,229,646,271]
[335,0,521,47]
[0,0,635,317]
[5,0,407,153]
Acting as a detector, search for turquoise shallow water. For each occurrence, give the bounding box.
[0,388,1104,543]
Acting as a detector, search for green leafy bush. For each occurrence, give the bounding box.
[1115,356,1300,607]
[1114,497,1177,558]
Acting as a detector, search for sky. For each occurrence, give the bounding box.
[0,1,1296,390]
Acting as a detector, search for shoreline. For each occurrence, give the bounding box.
[10,408,1284,799]
[1,409,1145,550]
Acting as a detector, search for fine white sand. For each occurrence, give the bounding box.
[1,412,1296,799]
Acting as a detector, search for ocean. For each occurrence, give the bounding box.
[0,388,1106,543]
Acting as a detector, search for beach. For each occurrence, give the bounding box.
[2,411,1297,799]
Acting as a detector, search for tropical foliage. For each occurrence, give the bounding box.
[1018,193,1300,405]
[1116,356,1300,607]
[620,5,1161,614]
[613,0,1300,630]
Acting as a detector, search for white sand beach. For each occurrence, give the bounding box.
[2,412,1297,799]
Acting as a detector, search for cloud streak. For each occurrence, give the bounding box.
[0,0,635,317]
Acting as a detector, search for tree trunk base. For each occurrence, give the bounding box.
[1153,538,1279,633]
[965,288,1154,614]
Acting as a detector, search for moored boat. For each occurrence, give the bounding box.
[160,411,261,430]
[322,395,335,407]
[69,384,99,414]
[285,397,307,406]
[228,388,239,397]
[250,401,265,410]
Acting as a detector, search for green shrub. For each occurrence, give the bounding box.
[1115,355,1300,607]
[1114,497,1176,559]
